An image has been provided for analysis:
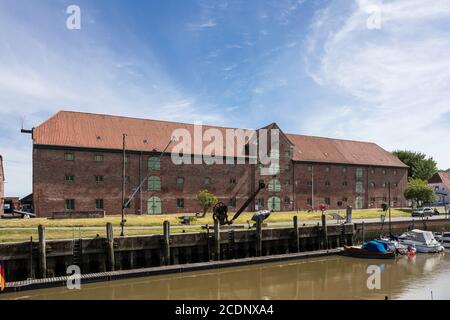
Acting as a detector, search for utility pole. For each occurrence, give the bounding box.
[121,133,127,237]
[388,182,392,235]
[311,165,314,211]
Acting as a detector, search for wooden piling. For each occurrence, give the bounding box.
[361,221,365,244]
[293,216,300,253]
[256,218,262,257]
[29,236,34,279]
[321,214,328,250]
[214,219,221,261]
[106,222,115,271]
[38,225,46,279]
[163,220,171,265]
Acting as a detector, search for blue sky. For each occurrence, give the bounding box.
[1,0,450,197]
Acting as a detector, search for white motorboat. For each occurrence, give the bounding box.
[398,229,445,253]
[434,232,450,249]
[377,237,416,256]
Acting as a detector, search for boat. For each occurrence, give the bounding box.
[342,240,396,259]
[434,232,450,249]
[398,229,445,253]
[377,236,416,256]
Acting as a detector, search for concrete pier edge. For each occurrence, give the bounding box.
[3,248,342,293]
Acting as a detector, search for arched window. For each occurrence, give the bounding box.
[148,176,161,191]
[147,197,162,214]
[148,157,160,171]
[268,196,281,211]
[268,179,281,192]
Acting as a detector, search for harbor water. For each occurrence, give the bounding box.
[1,252,449,300]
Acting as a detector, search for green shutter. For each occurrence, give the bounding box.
[268,179,281,192]
[148,176,161,191]
[147,197,162,214]
[148,157,160,171]
[268,196,281,211]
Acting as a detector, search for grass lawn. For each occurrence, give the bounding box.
[0,208,412,243]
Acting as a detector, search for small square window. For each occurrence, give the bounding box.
[307,181,312,186]
[176,177,185,185]
[325,197,331,205]
[229,178,236,187]
[393,170,397,175]
[342,197,348,202]
[177,198,184,208]
[382,169,386,175]
[123,198,131,209]
[307,165,312,171]
[95,175,104,183]
[65,199,75,210]
[94,155,104,162]
[256,198,265,207]
[307,198,312,206]
[204,177,211,186]
[64,175,74,182]
[370,182,375,187]
[342,167,347,173]
[325,167,330,172]
[285,179,290,186]
[229,197,236,208]
[325,181,331,186]
[64,153,75,161]
[342,181,348,187]
[95,199,104,210]
[284,196,291,205]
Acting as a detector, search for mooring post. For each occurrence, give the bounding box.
[38,225,46,279]
[29,236,34,279]
[293,216,300,253]
[214,219,221,261]
[256,218,262,257]
[106,223,115,271]
[321,214,328,250]
[361,221,365,244]
[163,220,171,265]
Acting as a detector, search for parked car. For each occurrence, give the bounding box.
[412,207,434,217]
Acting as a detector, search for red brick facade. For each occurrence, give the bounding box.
[32,136,408,217]
[31,111,408,217]
[0,155,4,215]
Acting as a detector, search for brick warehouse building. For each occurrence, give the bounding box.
[0,155,4,215]
[30,111,408,217]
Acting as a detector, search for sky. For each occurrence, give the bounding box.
[1,0,450,197]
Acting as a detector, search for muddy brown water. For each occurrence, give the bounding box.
[1,253,449,300]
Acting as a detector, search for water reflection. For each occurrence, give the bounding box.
[2,253,449,300]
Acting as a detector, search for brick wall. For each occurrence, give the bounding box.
[33,146,408,217]
[0,156,3,215]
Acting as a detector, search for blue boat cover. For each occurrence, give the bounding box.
[362,240,388,253]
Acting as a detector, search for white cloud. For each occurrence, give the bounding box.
[303,0,450,169]
[0,2,224,197]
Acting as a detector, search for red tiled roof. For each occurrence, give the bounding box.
[429,172,450,188]
[286,134,407,167]
[33,111,407,167]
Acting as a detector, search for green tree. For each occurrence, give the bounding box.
[404,178,436,208]
[392,150,437,180]
[196,190,218,218]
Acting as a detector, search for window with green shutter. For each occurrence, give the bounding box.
[355,181,363,193]
[268,163,280,175]
[356,168,363,179]
[64,153,75,161]
[148,157,160,171]
[268,179,281,192]
[148,176,161,191]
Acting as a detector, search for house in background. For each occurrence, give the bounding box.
[428,171,450,206]
[0,155,4,215]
